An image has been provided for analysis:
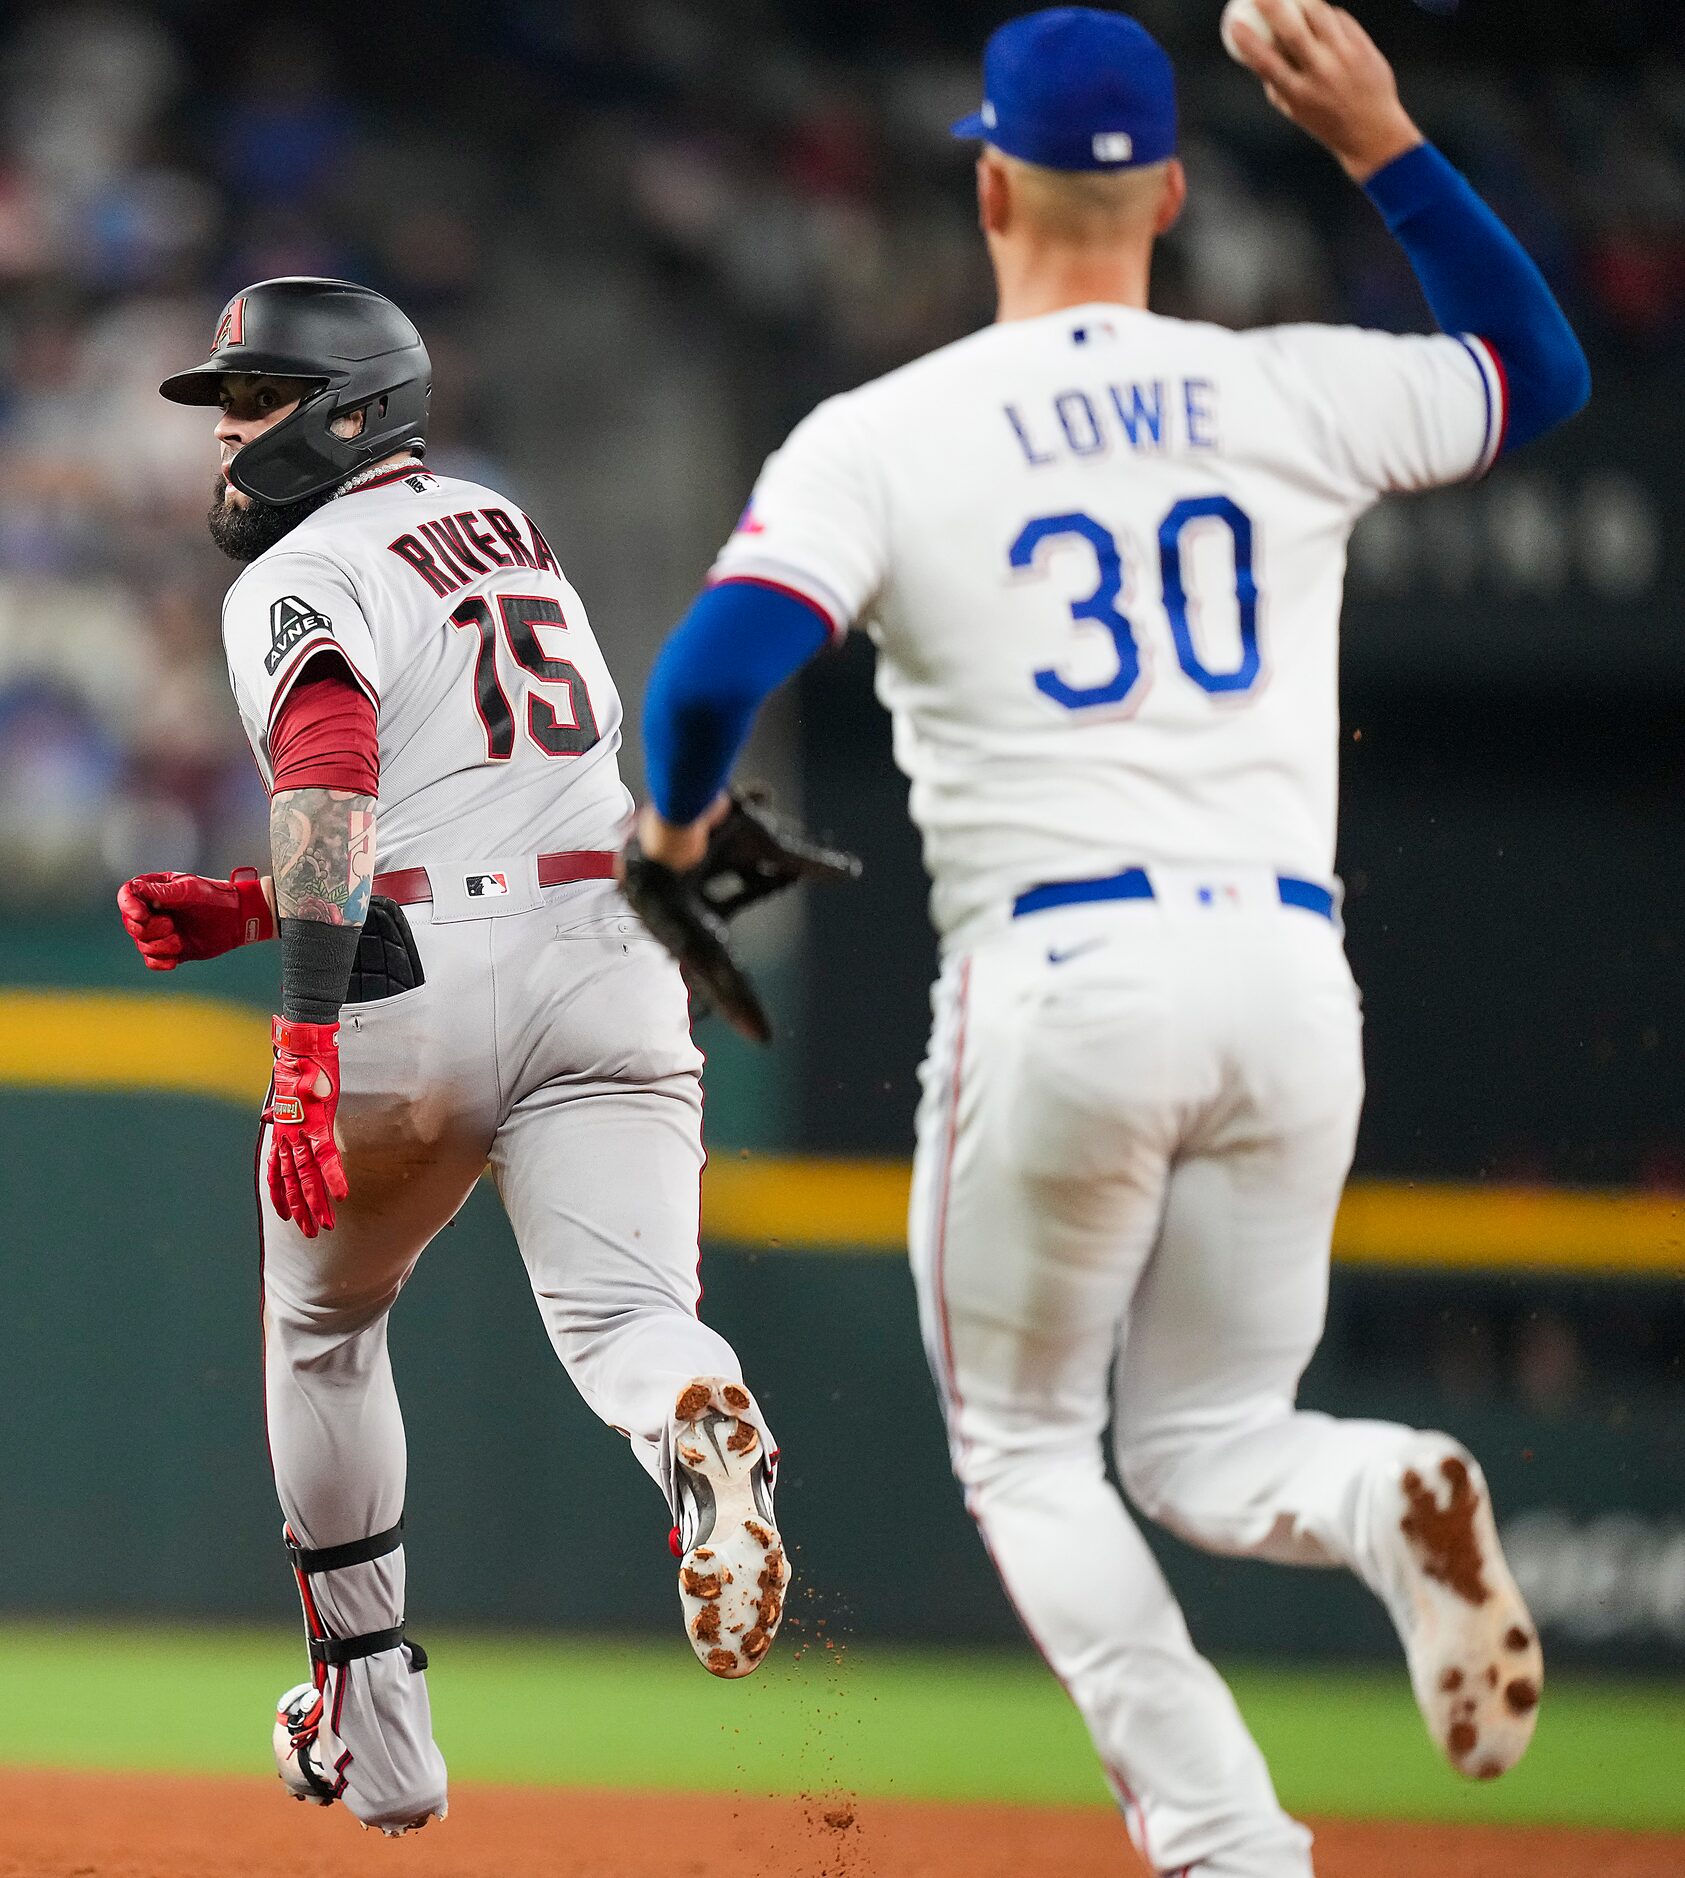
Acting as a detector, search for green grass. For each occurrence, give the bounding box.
[0,1623,1679,1832]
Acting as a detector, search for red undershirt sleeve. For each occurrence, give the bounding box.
[267,653,380,796]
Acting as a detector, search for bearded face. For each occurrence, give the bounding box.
[206,477,334,563]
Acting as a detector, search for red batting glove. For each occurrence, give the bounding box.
[265,1017,348,1238]
[117,867,275,971]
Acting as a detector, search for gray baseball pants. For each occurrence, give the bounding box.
[259,866,764,1828]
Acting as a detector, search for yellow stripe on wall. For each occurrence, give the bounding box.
[703,1156,1684,1275]
[0,991,271,1105]
[705,1155,913,1250]
[1333,1179,1684,1275]
[1,991,1679,1275]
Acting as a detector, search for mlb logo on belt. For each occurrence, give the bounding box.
[465,873,509,897]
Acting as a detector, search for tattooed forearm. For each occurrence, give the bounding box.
[269,789,377,926]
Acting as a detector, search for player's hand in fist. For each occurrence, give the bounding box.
[117,867,275,971]
[265,1017,348,1238]
[1227,0,1422,183]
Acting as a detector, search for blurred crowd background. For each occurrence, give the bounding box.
[0,0,1679,1657]
[0,14,1675,1141]
[4,0,1683,895]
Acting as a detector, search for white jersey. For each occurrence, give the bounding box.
[222,466,632,868]
[711,305,1506,947]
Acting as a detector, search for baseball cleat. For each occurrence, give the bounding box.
[375,1810,446,1837]
[670,1376,788,1678]
[273,1681,349,1807]
[1369,1438,1543,1781]
[272,1679,446,1835]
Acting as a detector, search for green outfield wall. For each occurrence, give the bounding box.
[2,1081,1680,1674]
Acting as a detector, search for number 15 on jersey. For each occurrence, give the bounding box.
[450,592,602,761]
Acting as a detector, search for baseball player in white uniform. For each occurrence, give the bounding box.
[631,7,1590,1874]
[117,278,787,1836]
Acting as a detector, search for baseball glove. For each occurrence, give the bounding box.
[620,788,862,1043]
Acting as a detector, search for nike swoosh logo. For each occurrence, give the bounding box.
[1047,939,1107,966]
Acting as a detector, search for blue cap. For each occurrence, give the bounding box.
[951,8,1177,173]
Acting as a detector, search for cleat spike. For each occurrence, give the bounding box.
[670,1376,788,1678]
[1370,1438,1544,1782]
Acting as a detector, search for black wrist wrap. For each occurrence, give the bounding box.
[279,916,363,1023]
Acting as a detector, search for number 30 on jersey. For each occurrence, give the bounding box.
[1011,496,1261,712]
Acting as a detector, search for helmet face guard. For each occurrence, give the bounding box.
[161,277,431,508]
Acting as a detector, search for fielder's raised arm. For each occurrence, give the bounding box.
[632,0,1587,884]
[1230,0,1590,453]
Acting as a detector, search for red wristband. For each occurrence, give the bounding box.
[233,867,276,945]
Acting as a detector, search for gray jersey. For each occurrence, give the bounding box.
[223,465,632,867]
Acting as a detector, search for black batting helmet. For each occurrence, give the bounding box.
[160,277,431,507]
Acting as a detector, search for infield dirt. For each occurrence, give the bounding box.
[0,1770,1679,1878]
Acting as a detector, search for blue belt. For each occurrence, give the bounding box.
[1012,868,1336,923]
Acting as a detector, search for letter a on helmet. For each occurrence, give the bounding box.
[161,277,431,507]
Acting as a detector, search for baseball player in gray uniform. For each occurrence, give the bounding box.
[117,278,786,1836]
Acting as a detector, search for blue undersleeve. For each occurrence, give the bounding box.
[1364,142,1590,452]
[642,581,831,824]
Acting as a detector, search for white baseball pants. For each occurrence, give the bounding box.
[909,868,1420,1878]
[258,869,766,1828]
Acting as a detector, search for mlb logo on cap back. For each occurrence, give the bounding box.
[951,6,1177,173]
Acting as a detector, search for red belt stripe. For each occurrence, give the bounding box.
[371,850,617,905]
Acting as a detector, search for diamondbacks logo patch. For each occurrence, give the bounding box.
[264,596,332,675]
[214,295,246,349]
